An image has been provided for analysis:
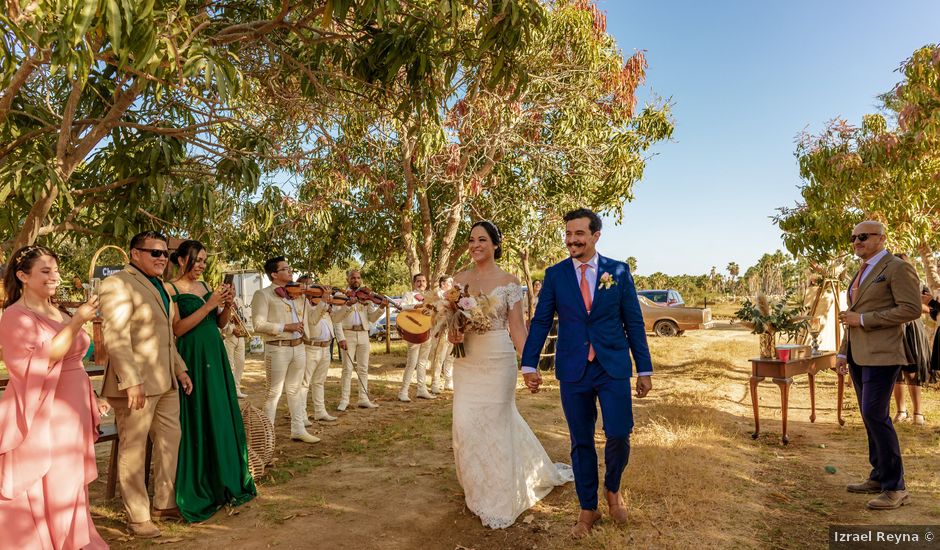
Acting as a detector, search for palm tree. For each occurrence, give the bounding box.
[727,262,740,295]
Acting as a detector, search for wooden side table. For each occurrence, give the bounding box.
[748,351,844,444]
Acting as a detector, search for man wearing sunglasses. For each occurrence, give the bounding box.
[836,221,922,511]
[99,231,193,538]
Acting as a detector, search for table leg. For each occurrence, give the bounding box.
[837,372,846,426]
[749,375,764,439]
[808,371,817,423]
[773,377,792,445]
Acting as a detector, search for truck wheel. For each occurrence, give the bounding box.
[654,320,679,337]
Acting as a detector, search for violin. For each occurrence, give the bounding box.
[284,283,351,306]
[348,287,402,311]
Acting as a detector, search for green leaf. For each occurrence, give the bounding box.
[136,0,155,22]
[73,0,99,46]
[105,0,122,52]
[120,0,135,37]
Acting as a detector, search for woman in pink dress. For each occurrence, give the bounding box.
[0,245,111,549]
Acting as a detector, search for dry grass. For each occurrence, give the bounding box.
[10,323,940,549]
[708,300,744,320]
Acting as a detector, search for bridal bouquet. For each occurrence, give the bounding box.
[427,284,495,358]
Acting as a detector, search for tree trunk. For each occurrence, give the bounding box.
[917,240,940,293]
[400,136,420,275]
[415,187,433,277]
[11,180,59,251]
[445,241,466,277]
[434,193,465,281]
[10,79,141,250]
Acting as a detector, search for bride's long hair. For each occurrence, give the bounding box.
[470,220,503,260]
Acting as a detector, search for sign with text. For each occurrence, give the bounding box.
[93,265,124,279]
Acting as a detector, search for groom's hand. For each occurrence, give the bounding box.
[523,371,542,393]
[635,375,652,398]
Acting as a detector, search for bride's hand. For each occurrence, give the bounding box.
[522,371,542,393]
[448,328,465,344]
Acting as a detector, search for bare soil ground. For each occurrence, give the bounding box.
[88,324,940,549]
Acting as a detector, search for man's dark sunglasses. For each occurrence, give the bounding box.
[135,247,169,258]
[850,233,881,243]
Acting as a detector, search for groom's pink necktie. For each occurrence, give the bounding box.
[579,263,596,362]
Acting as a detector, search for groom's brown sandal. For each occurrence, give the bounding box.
[570,509,602,538]
[605,489,629,524]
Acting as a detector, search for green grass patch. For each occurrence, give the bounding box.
[260,455,333,486]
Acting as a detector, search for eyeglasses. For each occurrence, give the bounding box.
[276,266,293,273]
[135,247,169,258]
[849,233,881,243]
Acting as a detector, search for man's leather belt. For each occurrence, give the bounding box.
[347,325,365,331]
[304,340,330,347]
[268,338,303,347]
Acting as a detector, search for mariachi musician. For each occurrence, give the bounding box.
[428,275,455,393]
[332,269,384,411]
[221,295,249,399]
[398,273,436,402]
[250,257,319,444]
[298,279,342,423]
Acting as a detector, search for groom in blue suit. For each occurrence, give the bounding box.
[521,208,653,537]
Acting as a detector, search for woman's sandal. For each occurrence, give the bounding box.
[893,410,909,423]
[913,413,926,426]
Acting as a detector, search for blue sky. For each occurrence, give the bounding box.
[595,0,939,276]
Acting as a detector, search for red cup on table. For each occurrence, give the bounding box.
[776,348,791,362]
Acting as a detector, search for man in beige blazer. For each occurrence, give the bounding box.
[333,269,383,410]
[836,221,922,510]
[100,231,192,538]
[251,256,319,443]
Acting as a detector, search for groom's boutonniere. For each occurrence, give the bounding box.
[599,272,616,290]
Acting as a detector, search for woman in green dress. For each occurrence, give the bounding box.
[168,240,256,522]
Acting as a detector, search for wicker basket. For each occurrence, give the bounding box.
[240,401,275,479]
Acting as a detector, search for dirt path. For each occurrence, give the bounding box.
[90,325,940,549]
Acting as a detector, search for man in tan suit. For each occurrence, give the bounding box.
[251,256,319,443]
[836,221,922,510]
[100,231,193,538]
[333,269,383,410]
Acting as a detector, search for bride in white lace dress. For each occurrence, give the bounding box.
[449,221,573,529]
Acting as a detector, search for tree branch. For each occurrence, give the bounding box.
[56,77,85,165]
[72,176,140,197]
[36,221,103,238]
[63,79,142,176]
[0,48,46,123]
